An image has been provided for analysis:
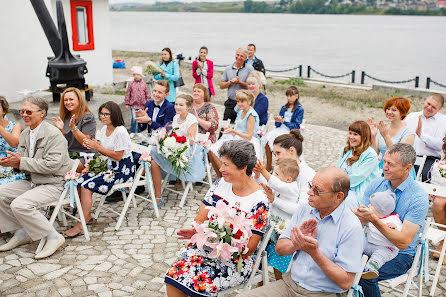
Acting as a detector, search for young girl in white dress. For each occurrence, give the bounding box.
[150,94,206,206]
[208,90,261,178]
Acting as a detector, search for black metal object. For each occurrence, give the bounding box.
[351,70,355,84]
[298,65,302,77]
[307,66,311,78]
[30,0,89,102]
[426,77,431,89]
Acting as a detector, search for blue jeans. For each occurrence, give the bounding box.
[359,253,414,297]
[130,108,140,133]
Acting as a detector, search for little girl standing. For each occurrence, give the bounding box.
[125,66,151,139]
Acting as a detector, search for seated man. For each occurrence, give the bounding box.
[136,80,175,136]
[238,167,364,297]
[353,143,429,297]
[0,96,71,259]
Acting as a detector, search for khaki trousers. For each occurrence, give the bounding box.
[236,272,347,297]
[0,180,62,241]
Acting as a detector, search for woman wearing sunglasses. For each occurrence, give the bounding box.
[0,96,25,185]
[63,101,136,238]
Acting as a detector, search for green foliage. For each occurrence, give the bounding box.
[69,152,80,159]
[275,78,305,87]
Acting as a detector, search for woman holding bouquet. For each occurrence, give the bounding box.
[432,136,446,264]
[150,94,206,207]
[165,140,269,297]
[0,96,24,185]
[63,101,135,237]
[154,47,179,103]
[208,90,261,178]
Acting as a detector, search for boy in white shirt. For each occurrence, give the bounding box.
[362,190,403,279]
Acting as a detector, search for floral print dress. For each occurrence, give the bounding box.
[0,121,25,185]
[165,179,269,297]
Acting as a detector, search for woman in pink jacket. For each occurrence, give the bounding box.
[192,46,215,97]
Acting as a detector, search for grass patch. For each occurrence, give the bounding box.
[101,90,126,96]
[274,78,305,87]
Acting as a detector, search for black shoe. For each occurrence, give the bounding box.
[105,191,123,203]
[194,182,203,186]
[134,185,145,195]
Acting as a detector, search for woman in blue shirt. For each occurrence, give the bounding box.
[154,48,179,103]
[336,120,380,207]
[247,74,268,126]
[263,86,304,172]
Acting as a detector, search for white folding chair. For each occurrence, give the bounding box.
[196,132,213,187]
[380,218,431,297]
[414,155,427,181]
[216,119,231,138]
[347,255,369,297]
[218,223,275,296]
[415,181,446,296]
[93,142,159,230]
[36,159,90,254]
[161,138,211,208]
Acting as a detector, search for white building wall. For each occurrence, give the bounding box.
[0,0,112,103]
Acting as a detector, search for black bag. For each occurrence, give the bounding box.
[174,76,185,88]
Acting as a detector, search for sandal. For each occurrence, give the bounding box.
[70,218,93,228]
[61,228,84,239]
[148,198,164,210]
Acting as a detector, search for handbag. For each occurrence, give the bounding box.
[174,61,185,88]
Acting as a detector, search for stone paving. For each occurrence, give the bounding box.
[0,122,445,296]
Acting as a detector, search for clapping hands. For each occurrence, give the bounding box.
[83,138,100,151]
[52,116,64,130]
[290,219,319,254]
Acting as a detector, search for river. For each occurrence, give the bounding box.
[111,12,446,88]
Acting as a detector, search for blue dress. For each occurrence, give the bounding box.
[0,121,25,185]
[151,114,206,183]
[378,127,416,179]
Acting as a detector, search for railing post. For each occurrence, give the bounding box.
[415,76,419,88]
[298,65,302,77]
[351,70,355,84]
[426,77,431,89]
[361,71,365,85]
[307,66,311,78]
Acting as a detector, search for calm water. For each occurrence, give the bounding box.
[111,12,446,88]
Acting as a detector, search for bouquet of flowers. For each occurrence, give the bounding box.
[431,160,446,187]
[439,161,446,179]
[144,61,162,76]
[151,127,190,177]
[64,170,80,181]
[81,154,108,175]
[257,127,266,138]
[139,152,151,163]
[269,215,288,245]
[0,166,13,179]
[189,200,253,273]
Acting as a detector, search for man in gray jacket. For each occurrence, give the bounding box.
[0,96,71,259]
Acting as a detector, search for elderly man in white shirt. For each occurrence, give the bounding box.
[406,93,446,181]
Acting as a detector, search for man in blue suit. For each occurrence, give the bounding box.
[136,80,175,135]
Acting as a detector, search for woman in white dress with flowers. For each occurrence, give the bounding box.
[208,90,261,178]
[64,101,135,237]
[150,94,205,207]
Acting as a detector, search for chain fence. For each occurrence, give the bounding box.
[310,67,353,79]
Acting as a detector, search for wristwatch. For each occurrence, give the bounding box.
[71,126,79,133]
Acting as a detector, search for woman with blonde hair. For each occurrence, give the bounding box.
[52,87,96,168]
[247,73,268,126]
[336,120,380,206]
[208,90,261,178]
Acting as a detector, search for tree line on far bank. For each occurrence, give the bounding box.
[111,0,446,16]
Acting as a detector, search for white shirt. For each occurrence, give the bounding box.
[406,111,446,158]
[99,126,132,161]
[28,122,43,157]
[268,176,306,219]
[367,213,402,249]
[152,100,165,122]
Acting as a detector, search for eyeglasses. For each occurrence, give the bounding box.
[20,109,41,116]
[308,182,333,196]
[99,112,111,118]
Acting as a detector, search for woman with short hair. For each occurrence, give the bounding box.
[165,140,269,297]
[191,83,219,143]
[247,74,269,126]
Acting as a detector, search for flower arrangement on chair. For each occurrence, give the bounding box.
[64,170,80,212]
[189,200,254,273]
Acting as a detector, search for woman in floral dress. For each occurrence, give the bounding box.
[165,140,269,297]
[191,84,219,143]
[63,101,135,237]
[0,96,24,185]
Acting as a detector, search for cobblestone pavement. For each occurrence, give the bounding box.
[0,123,445,297]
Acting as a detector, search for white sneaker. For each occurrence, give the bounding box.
[34,234,65,259]
[130,133,135,139]
[0,235,32,251]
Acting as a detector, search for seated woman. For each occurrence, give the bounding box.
[150,94,206,206]
[164,140,269,297]
[431,136,446,264]
[63,101,135,237]
[247,74,268,126]
[336,120,380,207]
[191,83,219,143]
[0,96,25,185]
[208,90,261,178]
[52,87,96,170]
[368,96,415,178]
[262,86,303,172]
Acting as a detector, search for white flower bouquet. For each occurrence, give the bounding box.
[0,166,13,179]
[269,215,288,244]
[64,170,79,181]
[189,200,254,272]
[144,61,162,76]
[431,160,446,187]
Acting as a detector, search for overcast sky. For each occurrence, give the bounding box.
[110,0,237,3]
